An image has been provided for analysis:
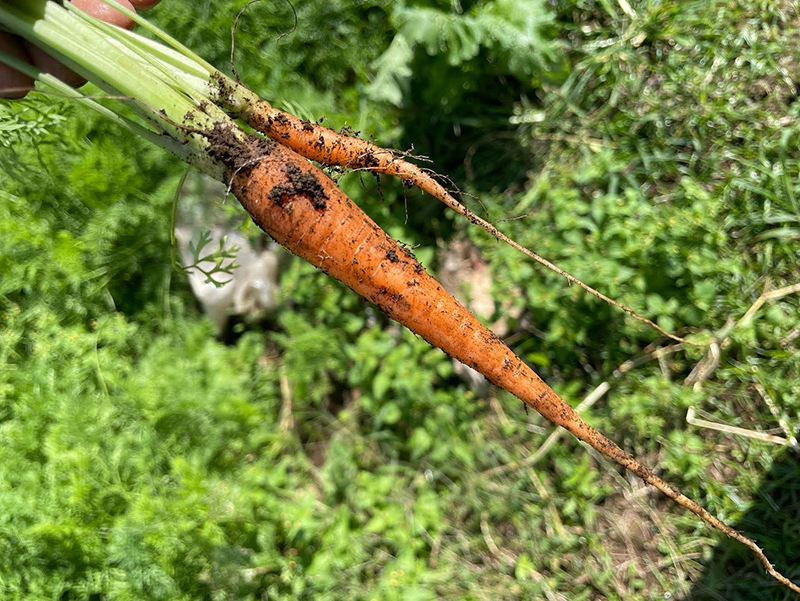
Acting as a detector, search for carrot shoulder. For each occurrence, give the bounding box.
[221,135,798,593]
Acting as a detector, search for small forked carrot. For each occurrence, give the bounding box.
[223,93,697,346]
[216,130,798,594]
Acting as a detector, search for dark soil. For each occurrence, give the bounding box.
[268,162,329,210]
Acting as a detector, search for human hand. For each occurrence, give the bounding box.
[0,0,163,98]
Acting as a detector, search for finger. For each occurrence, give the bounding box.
[70,0,138,30]
[24,42,86,89]
[130,0,162,8]
[26,0,138,89]
[0,33,34,99]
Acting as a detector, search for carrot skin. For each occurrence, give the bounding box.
[227,140,799,594]
[247,103,435,183]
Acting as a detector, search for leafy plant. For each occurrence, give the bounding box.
[179,229,242,288]
[366,0,558,106]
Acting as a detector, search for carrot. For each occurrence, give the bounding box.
[215,130,799,594]
[224,93,697,346]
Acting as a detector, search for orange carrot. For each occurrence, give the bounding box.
[232,97,697,346]
[218,131,798,593]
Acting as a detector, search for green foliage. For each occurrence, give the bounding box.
[365,0,558,106]
[1,0,799,599]
[181,230,242,288]
[0,97,69,148]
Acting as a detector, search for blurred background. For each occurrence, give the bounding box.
[1,0,799,598]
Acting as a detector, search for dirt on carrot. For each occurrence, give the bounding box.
[268,163,328,210]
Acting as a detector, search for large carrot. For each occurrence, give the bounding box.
[215,85,696,346]
[217,131,799,594]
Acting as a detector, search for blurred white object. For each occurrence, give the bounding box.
[174,172,282,333]
[175,227,281,332]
